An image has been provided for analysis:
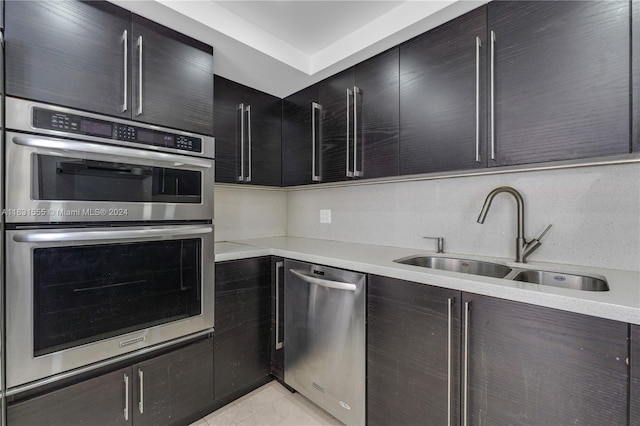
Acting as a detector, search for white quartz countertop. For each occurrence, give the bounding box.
[215,237,640,325]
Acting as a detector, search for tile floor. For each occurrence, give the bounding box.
[191,381,344,426]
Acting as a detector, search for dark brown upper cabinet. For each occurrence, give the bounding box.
[400,6,487,175]
[5,0,213,136]
[214,76,282,187]
[487,0,630,166]
[282,85,321,186]
[281,48,399,186]
[130,15,213,136]
[633,0,640,153]
[318,49,399,183]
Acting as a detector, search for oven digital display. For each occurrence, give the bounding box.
[137,129,173,147]
[81,119,113,138]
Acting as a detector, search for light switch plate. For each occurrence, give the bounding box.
[320,209,332,223]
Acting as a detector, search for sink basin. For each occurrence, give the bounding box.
[510,269,609,291]
[394,255,512,279]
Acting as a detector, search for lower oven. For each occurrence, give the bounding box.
[5,222,214,389]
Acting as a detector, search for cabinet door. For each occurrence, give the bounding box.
[318,69,355,183]
[633,0,640,152]
[400,6,486,174]
[214,257,272,402]
[632,325,640,426]
[214,76,245,184]
[353,48,400,179]
[244,88,282,186]
[270,257,285,381]
[132,337,214,426]
[367,276,461,426]
[5,0,131,118]
[463,293,628,425]
[488,1,629,166]
[132,14,213,135]
[7,367,131,426]
[282,85,320,186]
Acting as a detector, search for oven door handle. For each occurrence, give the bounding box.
[12,135,212,169]
[12,225,213,243]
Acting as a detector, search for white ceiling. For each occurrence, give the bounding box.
[214,1,405,55]
[112,0,487,97]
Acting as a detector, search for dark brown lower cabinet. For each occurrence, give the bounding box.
[7,337,214,426]
[367,275,461,425]
[463,293,629,426]
[368,276,630,426]
[214,257,272,404]
[270,257,285,382]
[632,325,640,426]
[132,337,215,426]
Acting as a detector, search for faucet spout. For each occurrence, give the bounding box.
[477,186,525,239]
[476,186,548,263]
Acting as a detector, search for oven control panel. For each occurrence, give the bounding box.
[32,108,203,153]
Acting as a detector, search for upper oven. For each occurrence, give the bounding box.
[4,97,214,223]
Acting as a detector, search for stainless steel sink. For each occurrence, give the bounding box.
[394,255,512,279]
[510,269,609,291]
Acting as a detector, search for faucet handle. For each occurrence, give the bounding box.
[535,224,553,241]
[423,236,444,253]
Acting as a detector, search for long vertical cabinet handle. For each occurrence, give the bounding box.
[123,373,130,421]
[353,86,361,177]
[312,102,322,182]
[346,89,353,177]
[246,105,252,183]
[138,368,144,414]
[238,103,245,182]
[122,30,128,113]
[447,297,454,426]
[463,301,471,426]
[475,37,481,163]
[136,35,143,116]
[489,31,496,161]
[275,261,284,350]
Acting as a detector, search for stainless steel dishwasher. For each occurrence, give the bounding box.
[284,259,366,426]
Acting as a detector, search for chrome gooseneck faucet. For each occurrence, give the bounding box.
[477,186,552,263]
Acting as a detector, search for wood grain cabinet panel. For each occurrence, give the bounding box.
[367,275,461,426]
[353,48,400,179]
[488,0,630,166]
[282,85,320,186]
[214,257,272,402]
[214,76,282,186]
[132,338,214,426]
[6,337,213,426]
[631,325,640,426]
[5,0,132,119]
[131,14,213,136]
[5,0,213,135]
[400,6,487,174]
[270,257,285,382]
[633,0,640,152]
[7,367,132,426]
[463,293,629,425]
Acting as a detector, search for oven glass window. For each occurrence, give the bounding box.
[33,154,202,203]
[32,238,202,356]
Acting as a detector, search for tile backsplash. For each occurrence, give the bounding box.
[286,163,640,272]
[214,163,640,272]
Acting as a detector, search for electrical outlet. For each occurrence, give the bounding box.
[320,209,332,224]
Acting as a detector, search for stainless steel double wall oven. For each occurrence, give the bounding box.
[4,97,215,389]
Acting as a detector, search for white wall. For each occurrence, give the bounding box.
[214,186,286,242]
[286,163,640,272]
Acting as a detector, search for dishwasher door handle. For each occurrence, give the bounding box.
[290,269,357,292]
